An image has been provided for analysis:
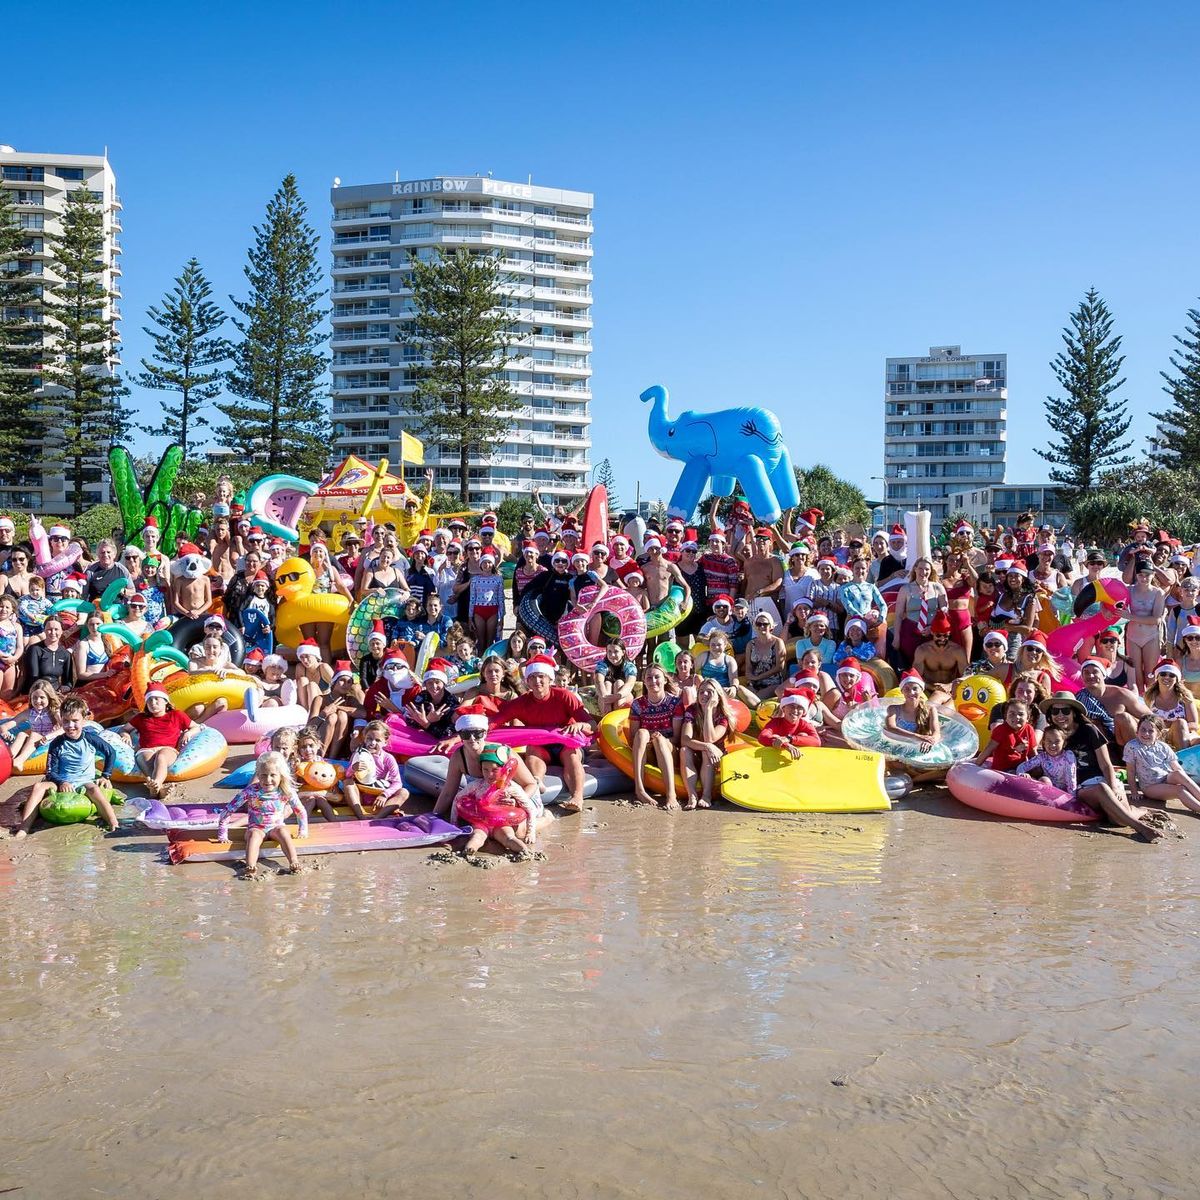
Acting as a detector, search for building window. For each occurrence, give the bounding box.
[3,166,44,182]
[56,167,86,181]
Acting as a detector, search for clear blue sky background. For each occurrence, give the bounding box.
[7,0,1198,508]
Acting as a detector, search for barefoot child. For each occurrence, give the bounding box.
[1014,724,1078,793]
[14,698,119,838]
[758,685,823,759]
[1123,713,1200,817]
[121,685,195,799]
[294,726,338,822]
[342,719,408,819]
[214,751,307,877]
[453,743,541,856]
[4,680,62,771]
[628,664,682,810]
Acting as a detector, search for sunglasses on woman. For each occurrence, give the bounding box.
[1048,706,1074,716]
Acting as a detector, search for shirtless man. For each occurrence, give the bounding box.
[912,610,968,705]
[169,544,214,620]
[641,538,686,608]
[739,527,784,632]
[1077,657,1151,748]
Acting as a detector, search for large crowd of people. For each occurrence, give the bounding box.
[5,480,1200,856]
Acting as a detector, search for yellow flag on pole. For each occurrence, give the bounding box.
[399,431,424,465]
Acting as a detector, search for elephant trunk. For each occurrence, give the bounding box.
[640,384,673,456]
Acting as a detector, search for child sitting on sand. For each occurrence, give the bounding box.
[214,750,307,878]
[452,743,542,857]
[294,726,338,822]
[342,719,407,819]
[14,698,119,838]
[3,679,62,771]
[973,699,1037,771]
[1014,725,1078,793]
[628,664,683,809]
[1122,713,1200,816]
[884,670,942,755]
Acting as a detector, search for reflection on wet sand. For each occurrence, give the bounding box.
[2,783,1200,1198]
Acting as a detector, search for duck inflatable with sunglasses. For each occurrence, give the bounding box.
[272,557,351,653]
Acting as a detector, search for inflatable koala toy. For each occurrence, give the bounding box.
[170,542,213,580]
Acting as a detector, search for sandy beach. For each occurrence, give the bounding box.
[3,772,1199,1199]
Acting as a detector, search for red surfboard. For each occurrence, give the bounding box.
[581,484,609,550]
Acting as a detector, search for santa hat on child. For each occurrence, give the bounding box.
[296,638,321,661]
[144,685,170,704]
[795,508,824,533]
[331,660,355,684]
[899,669,925,691]
[367,620,388,646]
[454,702,491,733]
[780,683,816,711]
[836,658,862,678]
[524,654,557,679]
[423,657,453,685]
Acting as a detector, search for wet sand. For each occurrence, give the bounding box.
[3,768,1199,1199]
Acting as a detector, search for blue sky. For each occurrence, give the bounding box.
[7,0,1199,508]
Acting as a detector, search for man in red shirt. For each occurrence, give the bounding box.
[494,654,597,813]
[122,686,196,799]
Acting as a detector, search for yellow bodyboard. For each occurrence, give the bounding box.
[719,745,891,813]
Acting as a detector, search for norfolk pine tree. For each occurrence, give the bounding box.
[593,457,620,510]
[406,248,522,504]
[0,184,44,471]
[1149,300,1200,469]
[42,185,128,515]
[218,175,328,474]
[137,258,230,459]
[1037,288,1132,504]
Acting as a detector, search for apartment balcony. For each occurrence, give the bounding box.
[532,286,591,305]
[532,236,592,258]
[531,211,593,233]
[531,334,592,352]
[333,233,390,246]
[331,306,391,322]
[332,258,392,277]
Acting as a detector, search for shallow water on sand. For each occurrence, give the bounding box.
[3,786,1200,1199]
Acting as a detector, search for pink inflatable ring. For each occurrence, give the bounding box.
[946,762,1098,823]
[557,583,646,672]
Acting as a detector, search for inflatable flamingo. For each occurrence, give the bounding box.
[1045,577,1129,692]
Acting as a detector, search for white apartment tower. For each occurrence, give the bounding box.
[0,146,122,513]
[329,174,593,507]
[883,345,1007,528]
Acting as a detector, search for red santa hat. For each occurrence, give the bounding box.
[1079,656,1109,673]
[1154,658,1182,678]
[423,657,453,684]
[982,630,1009,649]
[480,511,498,527]
[367,620,388,645]
[381,650,410,673]
[954,520,973,535]
[144,685,170,704]
[796,508,824,532]
[930,609,952,635]
[523,653,557,679]
[331,660,355,684]
[889,523,906,540]
[176,540,202,557]
[899,669,925,691]
[454,702,491,733]
[836,657,862,677]
[59,573,85,593]
[625,570,645,585]
[780,683,815,709]
[712,594,734,609]
[296,637,321,661]
[642,535,662,551]
[243,647,265,665]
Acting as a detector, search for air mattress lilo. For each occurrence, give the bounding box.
[402,753,629,805]
[384,716,592,760]
[167,812,468,863]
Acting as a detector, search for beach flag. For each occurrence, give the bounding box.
[399,431,424,466]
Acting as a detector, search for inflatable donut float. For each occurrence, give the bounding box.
[558,584,647,672]
[170,614,245,666]
[517,590,558,646]
[165,669,261,713]
[111,724,229,784]
[840,698,978,777]
[645,583,693,640]
[204,688,310,745]
[946,762,1097,823]
[13,725,138,778]
[345,588,410,662]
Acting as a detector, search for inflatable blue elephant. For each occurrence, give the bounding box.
[640,384,800,523]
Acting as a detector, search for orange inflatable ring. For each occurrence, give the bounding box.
[557,584,646,672]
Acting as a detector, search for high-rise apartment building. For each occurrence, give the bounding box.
[329,174,593,507]
[0,146,122,513]
[883,345,1007,528]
